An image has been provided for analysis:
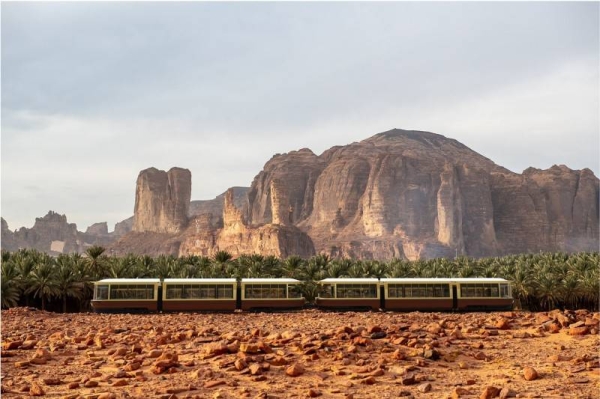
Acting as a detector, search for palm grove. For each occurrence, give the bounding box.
[1,246,598,312]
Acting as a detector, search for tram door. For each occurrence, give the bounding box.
[451,285,458,311]
[379,285,385,310]
[236,284,242,310]
[157,285,163,312]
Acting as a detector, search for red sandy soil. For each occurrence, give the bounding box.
[1,308,598,399]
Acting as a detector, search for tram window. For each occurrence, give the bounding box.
[461,283,500,298]
[110,284,155,300]
[288,285,302,298]
[388,284,450,298]
[95,285,109,300]
[319,284,334,298]
[245,284,288,299]
[336,284,377,298]
[217,285,234,299]
[500,284,510,298]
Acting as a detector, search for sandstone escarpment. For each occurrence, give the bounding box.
[180,189,315,258]
[133,167,191,234]
[113,216,134,237]
[245,129,599,259]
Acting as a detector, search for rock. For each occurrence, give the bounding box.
[15,361,30,368]
[84,380,99,388]
[423,348,440,360]
[204,342,229,358]
[234,358,247,371]
[523,367,538,381]
[569,326,589,336]
[370,332,387,339]
[21,340,37,350]
[243,130,599,259]
[133,167,191,233]
[180,188,316,258]
[204,380,226,389]
[42,378,62,385]
[111,379,128,387]
[239,343,260,353]
[499,387,516,398]
[307,388,321,397]
[67,382,79,389]
[29,383,45,396]
[367,325,382,333]
[2,340,22,350]
[451,387,470,398]
[286,363,305,377]
[249,364,262,375]
[401,374,416,385]
[480,386,500,399]
[418,382,432,392]
[495,318,510,330]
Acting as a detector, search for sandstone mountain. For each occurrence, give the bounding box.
[133,167,192,234]
[110,168,314,258]
[4,129,598,259]
[244,129,598,259]
[0,212,116,255]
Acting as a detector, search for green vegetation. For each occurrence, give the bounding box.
[1,247,598,312]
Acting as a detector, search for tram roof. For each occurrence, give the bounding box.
[319,278,380,283]
[94,278,161,285]
[241,278,300,284]
[163,278,236,284]
[381,278,510,283]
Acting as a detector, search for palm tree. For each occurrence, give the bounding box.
[1,261,21,308]
[26,259,60,311]
[85,246,108,279]
[281,255,305,279]
[54,255,85,313]
[13,252,36,306]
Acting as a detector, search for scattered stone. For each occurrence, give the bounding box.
[29,383,45,396]
[480,386,500,399]
[418,382,432,393]
[286,363,305,377]
[523,367,538,381]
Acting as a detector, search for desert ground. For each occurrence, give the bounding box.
[1,307,598,399]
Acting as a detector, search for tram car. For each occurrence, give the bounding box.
[162,278,237,312]
[91,278,161,313]
[91,277,305,313]
[316,277,513,311]
[316,278,381,311]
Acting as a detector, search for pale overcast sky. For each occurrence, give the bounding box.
[2,2,599,232]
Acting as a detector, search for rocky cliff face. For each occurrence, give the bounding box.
[245,129,599,259]
[5,129,597,260]
[133,167,192,234]
[113,217,134,237]
[179,189,315,258]
[113,171,314,258]
[1,213,125,254]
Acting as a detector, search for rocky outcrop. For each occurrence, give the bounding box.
[85,222,108,236]
[1,213,122,254]
[0,211,81,254]
[491,166,599,254]
[190,187,248,218]
[113,216,134,237]
[179,189,315,258]
[133,167,191,234]
[245,129,598,259]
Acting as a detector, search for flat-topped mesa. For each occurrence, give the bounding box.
[133,167,191,234]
